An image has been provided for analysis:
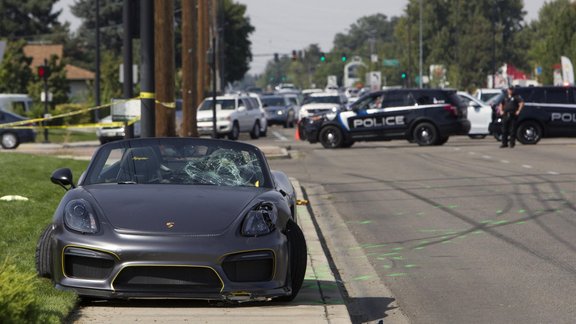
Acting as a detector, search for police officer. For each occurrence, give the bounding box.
[500,86,525,148]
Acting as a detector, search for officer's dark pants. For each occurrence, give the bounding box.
[501,114,517,147]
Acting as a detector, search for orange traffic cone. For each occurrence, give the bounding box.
[295,124,300,141]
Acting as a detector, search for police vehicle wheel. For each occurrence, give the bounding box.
[1,132,20,149]
[413,122,438,146]
[493,131,503,142]
[297,124,307,141]
[436,136,449,145]
[319,125,344,149]
[516,121,542,145]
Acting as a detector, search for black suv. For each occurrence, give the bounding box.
[300,88,470,148]
[489,86,576,144]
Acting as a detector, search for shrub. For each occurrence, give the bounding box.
[0,258,39,323]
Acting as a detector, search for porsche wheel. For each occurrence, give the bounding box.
[413,122,439,146]
[319,125,344,149]
[276,220,307,302]
[35,224,54,278]
[1,132,20,149]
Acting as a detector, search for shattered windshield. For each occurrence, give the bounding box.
[84,138,270,188]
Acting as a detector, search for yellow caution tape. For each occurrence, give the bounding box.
[155,100,176,109]
[140,92,155,99]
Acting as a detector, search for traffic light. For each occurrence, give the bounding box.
[401,71,408,79]
[274,53,279,63]
[291,50,297,61]
[37,65,49,81]
[341,53,347,62]
[320,52,326,62]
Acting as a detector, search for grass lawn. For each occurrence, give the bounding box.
[36,128,98,144]
[0,153,89,323]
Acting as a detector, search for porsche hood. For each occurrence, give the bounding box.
[84,185,265,235]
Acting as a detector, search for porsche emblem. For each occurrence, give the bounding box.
[165,222,175,229]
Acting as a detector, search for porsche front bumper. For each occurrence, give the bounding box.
[50,228,290,301]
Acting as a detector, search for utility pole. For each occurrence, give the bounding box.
[182,0,198,137]
[140,0,155,137]
[154,0,175,137]
[418,0,423,88]
[95,0,101,121]
[197,0,207,103]
[122,0,134,139]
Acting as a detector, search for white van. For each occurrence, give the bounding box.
[0,94,33,114]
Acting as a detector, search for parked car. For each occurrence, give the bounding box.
[489,86,576,144]
[35,137,307,302]
[197,94,263,140]
[260,95,298,128]
[474,88,503,103]
[457,91,493,139]
[247,93,268,137]
[301,88,470,148]
[0,94,33,115]
[0,110,36,149]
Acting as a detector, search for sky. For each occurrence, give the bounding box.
[55,0,549,74]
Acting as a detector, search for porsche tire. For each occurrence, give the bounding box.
[35,224,54,278]
[276,221,307,302]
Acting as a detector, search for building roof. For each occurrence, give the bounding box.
[23,44,94,81]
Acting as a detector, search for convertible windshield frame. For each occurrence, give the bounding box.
[82,138,273,188]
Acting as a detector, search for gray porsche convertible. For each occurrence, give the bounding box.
[35,137,307,302]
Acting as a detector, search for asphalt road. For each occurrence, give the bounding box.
[268,128,576,324]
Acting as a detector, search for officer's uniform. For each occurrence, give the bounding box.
[500,93,524,148]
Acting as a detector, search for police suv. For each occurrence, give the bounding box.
[489,86,576,144]
[300,88,470,148]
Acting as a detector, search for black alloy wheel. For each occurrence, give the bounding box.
[319,125,344,148]
[413,122,439,146]
[516,121,542,145]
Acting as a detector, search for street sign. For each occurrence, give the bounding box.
[383,59,400,67]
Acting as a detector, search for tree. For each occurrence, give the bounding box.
[0,40,33,93]
[528,0,576,85]
[221,0,255,84]
[27,54,69,114]
[395,0,526,89]
[0,0,62,39]
[69,0,124,66]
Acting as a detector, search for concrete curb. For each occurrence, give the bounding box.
[291,178,352,323]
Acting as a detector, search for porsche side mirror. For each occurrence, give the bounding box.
[51,168,76,191]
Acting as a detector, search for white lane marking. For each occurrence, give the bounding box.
[522,165,533,169]
[482,155,492,159]
[547,171,560,175]
[501,160,510,164]
[273,131,289,141]
[469,152,476,155]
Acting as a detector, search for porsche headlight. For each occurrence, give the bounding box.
[241,203,277,237]
[64,199,98,234]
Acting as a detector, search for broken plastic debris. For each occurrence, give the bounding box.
[0,195,29,202]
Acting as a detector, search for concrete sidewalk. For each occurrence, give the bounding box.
[73,179,351,323]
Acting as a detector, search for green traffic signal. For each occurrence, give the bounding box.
[320,52,326,62]
[341,53,347,62]
[401,71,407,79]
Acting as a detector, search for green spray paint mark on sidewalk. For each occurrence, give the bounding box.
[353,275,372,281]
